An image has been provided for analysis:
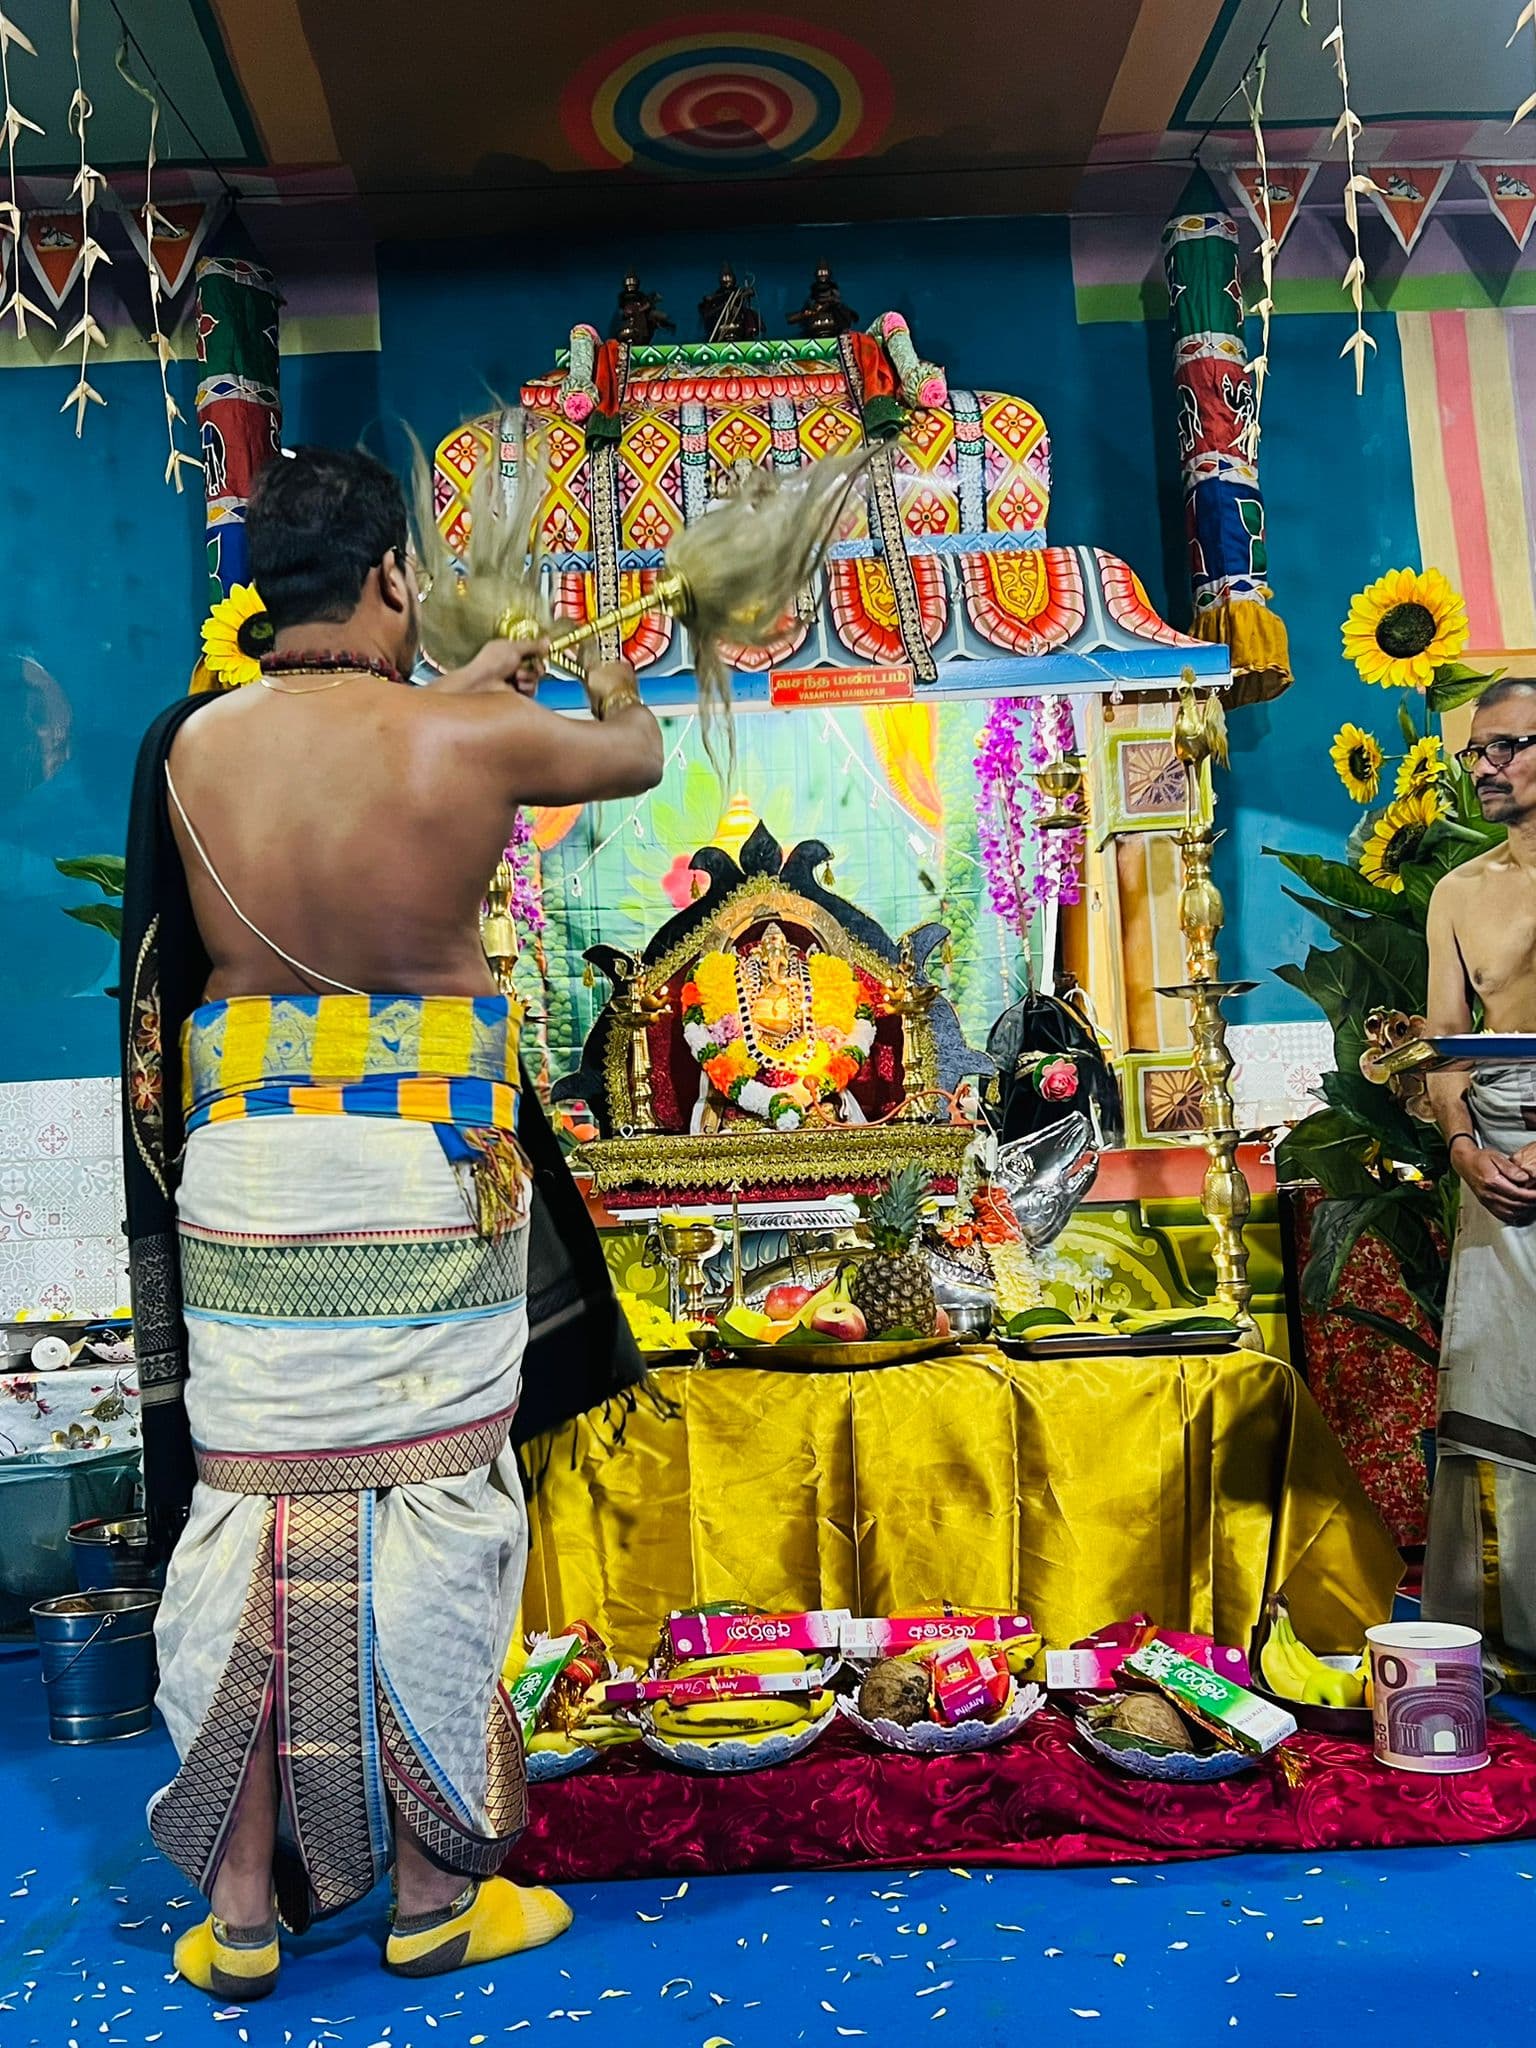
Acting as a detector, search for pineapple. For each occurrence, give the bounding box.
[851,1165,938,1337]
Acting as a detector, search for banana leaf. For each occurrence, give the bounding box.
[1268,851,1419,924]
[1318,1069,1444,1174]
[1428,663,1502,714]
[64,902,123,940]
[54,854,125,896]
[1275,1107,1380,1197]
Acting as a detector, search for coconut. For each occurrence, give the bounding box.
[1107,1691,1196,1749]
[859,1657,934,1727]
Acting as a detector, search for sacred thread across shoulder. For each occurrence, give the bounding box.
[163,762,364,996]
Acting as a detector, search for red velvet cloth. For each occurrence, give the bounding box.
[503,1710,1536,1882]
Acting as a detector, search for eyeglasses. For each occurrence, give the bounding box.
[1454,734,1536,772]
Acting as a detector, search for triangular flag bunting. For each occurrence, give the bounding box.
[1364,163,1454,255]
[1468,163,1536,250]
[21,210,86,309]
[121,198,216,299]
[1228,163,1317,252]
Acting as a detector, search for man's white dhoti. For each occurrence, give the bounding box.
[148,1117,530,1925]
[1424,1064,1536,1669]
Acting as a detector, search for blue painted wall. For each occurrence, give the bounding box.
[0,215,1420,1081]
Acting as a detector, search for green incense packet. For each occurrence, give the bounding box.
[1122,1640,1297,1756]
[507,1633,581,1742]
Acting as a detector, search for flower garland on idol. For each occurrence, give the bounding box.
[681,948,879,1131]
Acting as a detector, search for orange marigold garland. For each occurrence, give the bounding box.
[681,947,879,1130]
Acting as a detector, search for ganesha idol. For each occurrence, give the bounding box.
[683,923,878,1134]
[553,826,993,1210]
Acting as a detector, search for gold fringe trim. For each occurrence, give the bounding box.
[1191,599,1292,707]
[466,1130,533,1238]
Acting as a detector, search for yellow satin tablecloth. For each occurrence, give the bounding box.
[522,1346,1402,1666]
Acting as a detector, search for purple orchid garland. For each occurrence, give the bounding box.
[1028,696,1085,908]
[973,699,1033,935]
[973,697,1085,936]
[503,806,547,940]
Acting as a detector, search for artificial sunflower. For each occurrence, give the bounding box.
[1341,567,1468,690]
[1359,787,1444,893]
[1330,722,1384,802]
[1395,733,1444,797]
[199,582,274,688]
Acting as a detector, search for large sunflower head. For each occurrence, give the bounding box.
[1395,733,1444,797]
[1330,722,1384,803]
[1359,786,1446,893]
[1341,567,1468,690]
[199,583,274,689]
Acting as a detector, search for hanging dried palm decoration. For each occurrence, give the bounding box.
[1238,53,1276,460]
[1511,3,1536,130]
[115,42,201,489]
[60,0,109,433]
[1325,1,1378,394]
[0,8,49,337]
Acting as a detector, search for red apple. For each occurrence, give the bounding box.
[811,1303,868,1342]
[764,1283,817,1321]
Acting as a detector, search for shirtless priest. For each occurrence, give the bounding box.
[1422,675,1536,1676]
[119,446,663,1998]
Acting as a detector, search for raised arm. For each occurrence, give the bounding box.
[434,640,666,804]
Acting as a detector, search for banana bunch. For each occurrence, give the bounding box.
[529,1709,641,1755]
[883,1633,1039,1681]
[1000,1632,1043,1680]
[527,1727,592,1757]
[572,1710,644,1750]
[669,1648,813,1678]
[651,1689,835,1745]
[1259,1599,1370,1710]
[650,1646,832,1747]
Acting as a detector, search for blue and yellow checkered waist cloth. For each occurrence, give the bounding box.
[182,995,527,1234]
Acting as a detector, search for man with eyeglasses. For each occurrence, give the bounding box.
[1422,676,1536,1679]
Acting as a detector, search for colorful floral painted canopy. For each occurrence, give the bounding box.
[431,320,1228,708]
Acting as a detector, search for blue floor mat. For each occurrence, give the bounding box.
[3,1645,1535,2048]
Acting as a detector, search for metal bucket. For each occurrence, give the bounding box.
[67,1515,164,1593]
[30,1589,160,1744]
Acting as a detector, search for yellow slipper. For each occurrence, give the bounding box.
[173,1913,280,2001]
[386,1877,572,1977]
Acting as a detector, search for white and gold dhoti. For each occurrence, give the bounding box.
[1424,1064,1536,1676]
[148,997,533,1925]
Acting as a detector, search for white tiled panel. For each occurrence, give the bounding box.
[1226,1021,1332,1133]
[0,1078,128,1316]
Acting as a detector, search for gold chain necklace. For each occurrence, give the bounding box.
[259,672,355,695]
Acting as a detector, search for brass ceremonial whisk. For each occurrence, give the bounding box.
[415,434,873,770]
[497,568,692,662]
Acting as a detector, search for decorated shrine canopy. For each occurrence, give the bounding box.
[433,325,1230,711]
